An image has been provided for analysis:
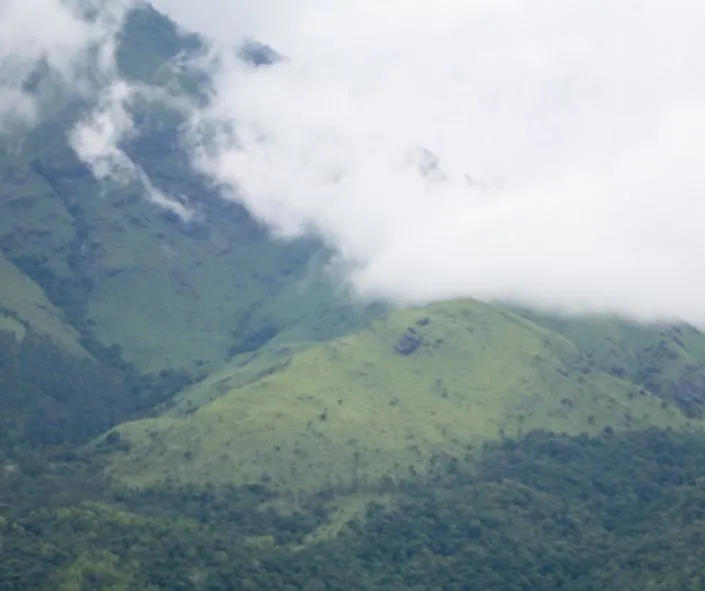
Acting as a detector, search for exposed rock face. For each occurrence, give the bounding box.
[395,327,422,355]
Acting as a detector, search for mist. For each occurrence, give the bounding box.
[5,0,705,324]
[0,0,131,128]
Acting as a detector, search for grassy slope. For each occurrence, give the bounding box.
[516,309,705,413]
[155,341,315,416]
[0,150,84,355]
[0,249,87,356]
[101,300,694,493]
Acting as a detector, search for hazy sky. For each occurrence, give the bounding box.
[5,0,705,323]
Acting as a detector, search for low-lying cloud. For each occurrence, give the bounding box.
[0,0,194,216]
[6,0,705,325]
[160,0,705,323]
[0,0,126,128]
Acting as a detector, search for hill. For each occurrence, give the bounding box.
[98,299,698,494]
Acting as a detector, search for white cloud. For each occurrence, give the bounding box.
[70,79,196,219]
[160,0,705,324]
[0,0,126,128]
[7,0,705,325]
[0,0,193,217]
[71,81,137,182]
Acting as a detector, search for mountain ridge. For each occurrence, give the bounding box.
[97,299,698,494]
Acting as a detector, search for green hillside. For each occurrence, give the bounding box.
[0,3,383,466]
[99,300,696,494]
[0,5,379,378]
[6,429,705,590]
[518,309,705,417]
[0,251,87,356]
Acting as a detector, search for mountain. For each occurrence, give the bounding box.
[4,4,705,588]
[0,0,704,479]
[1,0,705,480]
[0,4,385,465]
[0,4,378,379]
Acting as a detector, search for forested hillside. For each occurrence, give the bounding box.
[3,429,705,589]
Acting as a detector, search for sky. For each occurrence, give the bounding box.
[4,0,705,324]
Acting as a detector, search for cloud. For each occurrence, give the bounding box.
[160,0,705,324]
[6,0,705,325]
[70,78,196,219]
[0,0,194,217]
[71,81,137,182]
[0,0,124,129]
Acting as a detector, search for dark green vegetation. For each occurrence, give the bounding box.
[4,3,705,589]
[3,429,705,589]
[0,330,190,451]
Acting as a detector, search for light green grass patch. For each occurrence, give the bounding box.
[100,300,693,495]
[0,252,87,356]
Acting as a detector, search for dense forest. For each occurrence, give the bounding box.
[0,329,192,452]
[3,426,705,589]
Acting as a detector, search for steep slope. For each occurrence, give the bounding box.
[0,5,379,377]
[517,309,705,417]
[99,300,694,493]
[0,3,381,458]
[0,251,87,356]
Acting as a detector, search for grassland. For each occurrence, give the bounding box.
[100,299,697,494]
[0,250,87,356]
